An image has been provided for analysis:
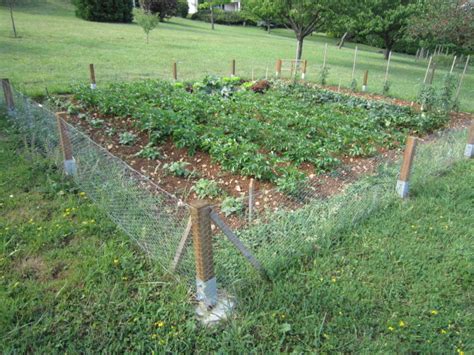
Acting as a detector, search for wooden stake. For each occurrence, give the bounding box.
[415,48,420,61]
[363,70,368,86]
[399,136,417,182]
[190,201,214,282]
[248,178,255,223]
[450,55,457,74]
[322,43,328,69]
[173,62,178,81]
[231,59,236,76]
[89,64,96,89]
[351,46,358,81]
[465,123,474,158]
[423,56,433,84]
[1,78,15,112]
[275,59,282,77]
[454,55,470,101]
[170,216,192,272]
[384,51,392,84]
[301,60,308,80]
[427,62,436,85]
[56,112,73,161]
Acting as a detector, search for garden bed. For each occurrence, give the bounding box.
[50,77,462,220]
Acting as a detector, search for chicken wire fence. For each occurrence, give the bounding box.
[1,82,471,290]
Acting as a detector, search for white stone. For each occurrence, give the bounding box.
[195,292,235,327]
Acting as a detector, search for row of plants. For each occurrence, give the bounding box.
[69,77,449,194]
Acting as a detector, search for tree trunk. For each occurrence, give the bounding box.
[210,6,215,30]
[267,23,271,34]
[383,34,393,60]
[384,48,391,60]
[338,32,348,49]
[9,1,17,38]
[296,37,304,61]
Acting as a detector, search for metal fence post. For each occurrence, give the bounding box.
[396,136,417,198]
[89,64,96,90]
[465,124,474,158]
[1,79,15,115]
[55,112,77,176]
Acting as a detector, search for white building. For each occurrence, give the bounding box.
[187,1,241,14]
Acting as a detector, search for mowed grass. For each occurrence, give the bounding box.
[1,116,472,352]
[0,0,473,111]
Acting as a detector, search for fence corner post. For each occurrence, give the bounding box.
[465,124,474,158]
[1,78,15,115]
[396,136,417,198]
[55,112,77,176]
[89,64,96,90]
[190,201,234,326]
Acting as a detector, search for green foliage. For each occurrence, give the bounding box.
[275,167,305,195]
[135,143,161,159]
[133,8,159,43]
[318,65,330,85]
[73,78,448,185]
[163,161,196,178]
[418,74,458,114]
[192,179,222,199]
[141,0,177,20]
[118,132,137,145]
[87,118,104,128]
[176,0,188,17]
[221,196,244,216]
[191,8,248,25]
[350,78,357,92]
[73,0,133,23]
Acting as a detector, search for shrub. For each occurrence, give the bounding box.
[176,0,188,17]
[191,9,252,26]
[141,0,177,21]
[192,179,221,199]
[119,132,137,145]
[73,0,133,23]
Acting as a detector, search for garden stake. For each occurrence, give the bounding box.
[427,62,436,85]
[454,55,470,102]
[464,123,474,158]
[450,56,457,74]
[423,56,433,84]
[248,178,255,223]
[1,78,15,115]
[55,112,77,176]
[173,62,178,81]
[396,136,417,198]
[301,60,308,80]
[362,70,369,92]
[89,64,96,89]
[275,59,282,77]
[351,46,358,81]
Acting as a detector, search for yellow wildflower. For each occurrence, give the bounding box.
[440,329,447,334]
[430,310,438,315]
[388,326,395,331]
[113,259,119,265]
[79,192,87,197]
[155,321,165,328]
[331,277,337,283]
[399,320,406,328]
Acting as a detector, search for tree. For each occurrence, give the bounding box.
[73,0,133,23]
[141,0,178,21]
[407,0,474,54]
[7,0,18,38]
[199,0,231,30]
[362,0,419,59]
[268,0,336,61]
[243,0,278,33]
[133,7,159,43]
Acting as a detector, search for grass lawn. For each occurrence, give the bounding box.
[1,116,472,352]
[0,0,473,112]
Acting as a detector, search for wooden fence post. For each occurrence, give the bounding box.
[423,56,433,84]
[55,112,77,176]
[190,201,217,308]
[275,59,282,77]
[301,60,308,80]
[396,136,417,198]
[362,70,369,92]
[173,62,178,81]
[231,59,236,77]
[1,78,15,114]
[89,64,96,90]
[465,123,474,158]
[351,46,358,81]
[427,62,437,85]
[450,56,457,74]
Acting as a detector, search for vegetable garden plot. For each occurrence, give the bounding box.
[52,77,450,215]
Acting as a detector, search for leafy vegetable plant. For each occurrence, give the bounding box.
[192,179,221,199]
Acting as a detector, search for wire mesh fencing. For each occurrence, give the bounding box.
[1,81,471,294]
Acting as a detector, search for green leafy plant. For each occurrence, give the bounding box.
[135,143,161,160]
[275,167,305,196]
[88,118,104,128]
[105,127,116,137]
[221,196,244,216]
[163,161,197,178]
[350,79,358,92]
[119,132,137,145]
[383,80,391,96]
[133,7,159,44]
[192,179,221,199]
[318,66,330,86]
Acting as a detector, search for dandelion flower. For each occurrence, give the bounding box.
[113,259,119,265]
[155,321,165,328]
[440,329,447,334]
[398,320,406,328]
[331,277,337,283]
[430,310,438,315]
[388,326,395,331]
[79,192,86,197]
